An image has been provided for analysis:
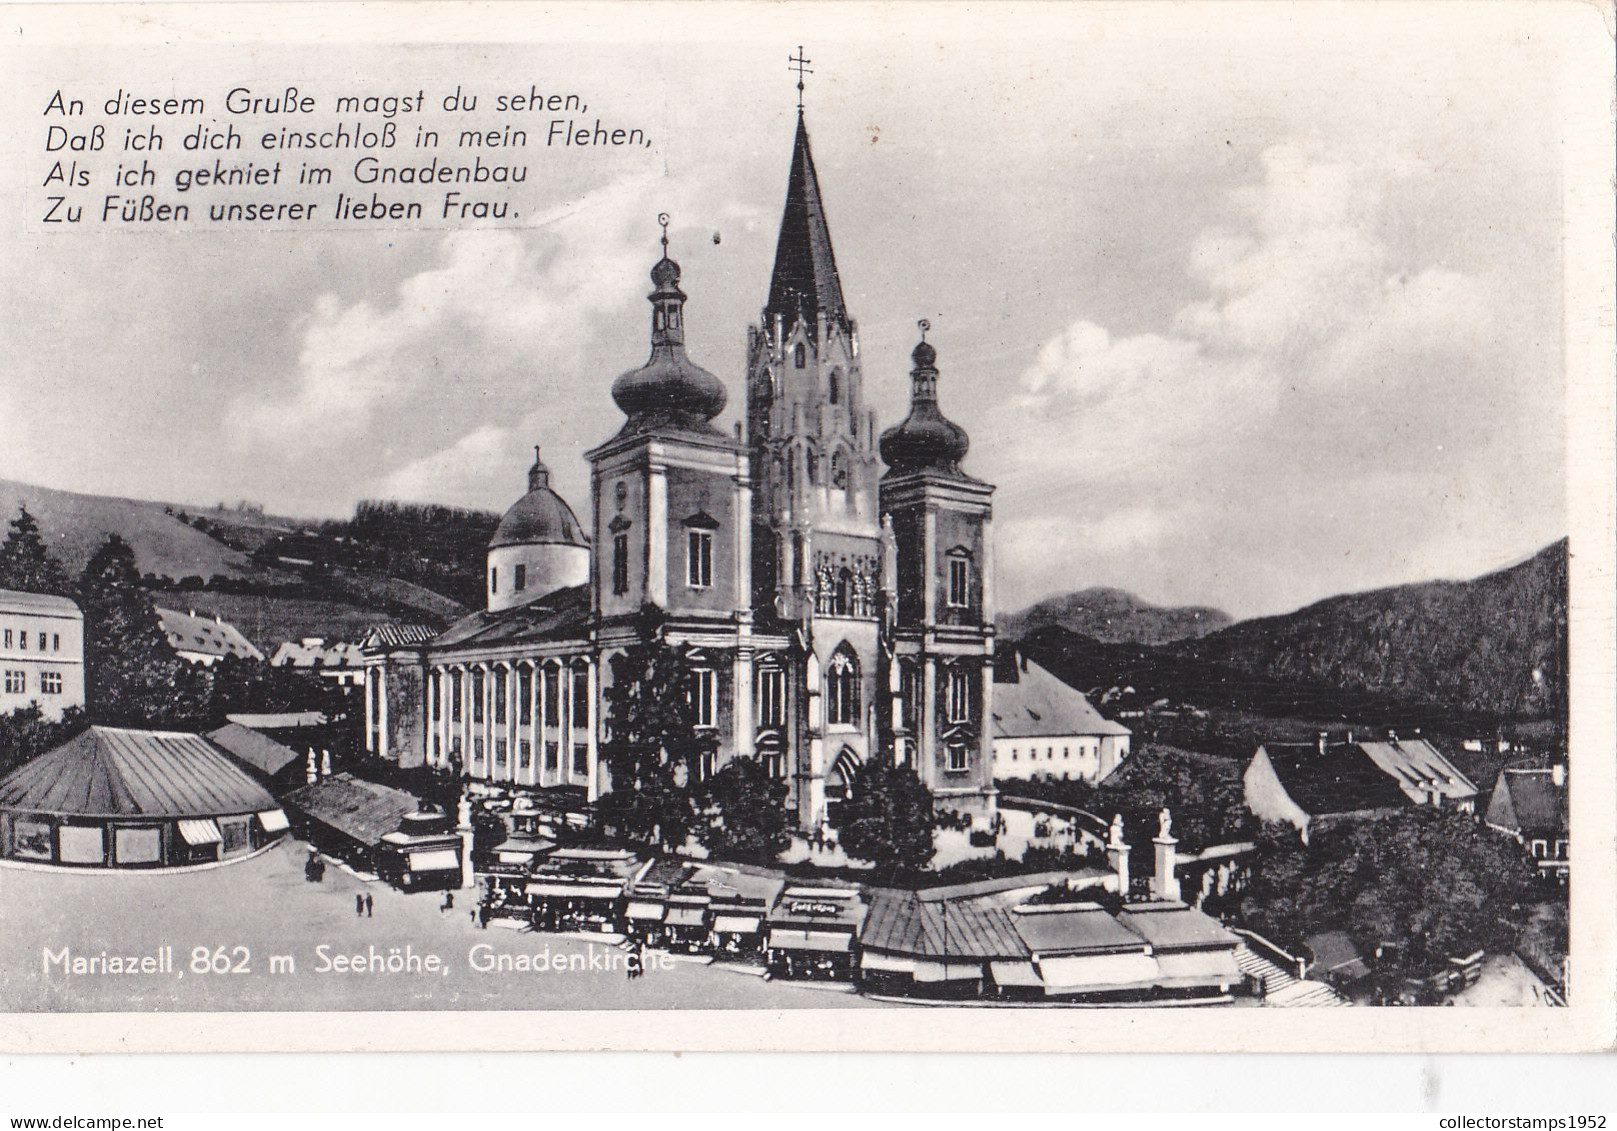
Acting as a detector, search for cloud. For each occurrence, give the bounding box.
[991,138,1559,616]
[368,424,524,509]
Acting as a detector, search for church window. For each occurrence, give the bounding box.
[805,446,819,486]
[758,667,785,728]
[829,368,842,404]
[832,568,852,617]
[573,744,589,776]
[495,738,508,768]
[545,741,559,773]
[947,744,969,773]
[826,647,860,728]
[515,563,527,592]
[518,666,533,725]
[946,667,972,723]
[687,530,713,588]
[489,566,498,595]
[613,533,630,595]
[831,449,849,490]
[898,663,918,730]
[947,553,970,607]
[519,740,532,769]
[450,671,462,723]
[571,663,590,724]
[493,668,507,725]
[472,669,486,724]
[688,667,716,728]
[794,343,806,368]
[430,673,441,722]
[543,668,559,722]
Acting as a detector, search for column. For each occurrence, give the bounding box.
[559,660,573,784]
[585,659,600,803]
[377,665,389,762]
[646,463,668,607]
[920,656,937,788]
[979,511,995,624]
[733,647,755,757]
[526,661,539,787]
[922,509,938,624]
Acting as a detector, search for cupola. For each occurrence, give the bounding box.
[879,326,971,476]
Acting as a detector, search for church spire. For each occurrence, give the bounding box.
[765,106,850,341]
[879,322,971,477]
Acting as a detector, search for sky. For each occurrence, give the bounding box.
[0,3,1577,618]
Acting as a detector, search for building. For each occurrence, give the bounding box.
[1244,733,1479,841]
[205,721,311,796]
[270,637,367,689]
[281,772,430,875]
[991,654,1131,783]
[156,606,264,665]
[363,98,999,829]
[1484,764,1569,881]
[0,588,84,720]
[0,726,288,868]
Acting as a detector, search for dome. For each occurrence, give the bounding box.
[611,230,728,433]
[489,450,590,550]
[879,337,970,475]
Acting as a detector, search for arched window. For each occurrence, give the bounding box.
[825,647,861,728]
[833,568,852,617]
[946,666,972,723]
[794,342,806,368]
[830,449,849,490]
[804,443,819,486]
[828,368,842,404]
[946,550,971,608]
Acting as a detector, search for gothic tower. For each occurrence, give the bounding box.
[748,110,885,828]
[879,330,997,816]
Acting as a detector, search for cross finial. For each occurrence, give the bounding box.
[533,444,542,465]
[918,318,930,342]
[789,46,813,112]
[657,212,670,255]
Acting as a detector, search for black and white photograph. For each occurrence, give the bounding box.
[0,0,1611,1057]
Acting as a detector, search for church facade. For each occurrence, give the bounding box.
[363,107,999,830]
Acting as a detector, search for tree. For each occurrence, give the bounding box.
[596,618,716,851]
[208,653,345,725]
[0,704,86,778]
[837,760,936,879]
[1239,809,1541,970]
[0,506,70,596]
[696,757,791,862]
[78,534,210,728]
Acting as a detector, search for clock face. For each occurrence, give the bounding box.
[615,481,628,511]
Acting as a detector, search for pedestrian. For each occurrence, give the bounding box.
[445,891,454,911]
[364,893,374,918]
[355,893,364,917]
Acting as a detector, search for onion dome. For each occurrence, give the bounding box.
[611,217,727,433]
[879,331,970,476]
[489,447,590,550]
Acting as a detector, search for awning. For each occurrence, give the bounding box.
[912,958,984,983]
[178,818,223,847]
[625,901,666,922]
[990,961,1044,988]
[497,849,539,864]
[666,906,708,928]
[1153,948,1244,988]
[408,848,461,872]
[256,809,290,833]
[1037,951,1159,993]
[527,881,623,900]
[860,951,916,975]
[768,928,853,953]
[712,914,763,935]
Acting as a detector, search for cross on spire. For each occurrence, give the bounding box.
[918,318,931,342]
[657,211,670,255]
[789,46,813,111]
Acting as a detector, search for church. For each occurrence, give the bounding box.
[363,100,999,830]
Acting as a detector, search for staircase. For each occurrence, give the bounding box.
[1236,945,1351,1007]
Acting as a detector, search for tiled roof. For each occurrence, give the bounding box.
[0,726,276,818]
[1255,743,1410,815]
[1357,739,1478,801]
[270,638,367,669]
[429,584,591,652]
[0,588,80,615]
[155,607,264,661]
[992,659,1131,740]
[205,722,304,778]
[862,888,1031,960]
[282,773,421,846]
[361,623,439,649]
[1488,768,1569,837]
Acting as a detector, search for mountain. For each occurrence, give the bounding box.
[1000,586,1232,645]
[1177,540,1567,720]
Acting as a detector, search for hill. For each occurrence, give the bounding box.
[1000,586,1232,644]
[1177,540,1567,721]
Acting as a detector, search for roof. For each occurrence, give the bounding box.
[1303,930,1368,976]
[1115,902,1240,951]
[1357,739,1478,801]
[270,638,367,669]
[281,773,421,846]
[764,112,849,341]
[489,456,590,550]
[1011,904,1147,956]
[992,659,1131,740]
[155,607,264,661]
[0,588,80,616]
[862,889,1030,960]
[224,711,328,730]
[0,726,277,818]
[429,584,591,651]
[1253,742,1410,816]
[205,723,304,778]
[1488,768,1569,837]
[361,623,438,649]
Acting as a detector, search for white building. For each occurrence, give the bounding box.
[156,607,264,666]
[990,656,1131,783]
[271,637,367,689]
[0,588,84,720]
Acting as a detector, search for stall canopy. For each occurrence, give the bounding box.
[768,928,854,953]
[177,818,223,847]
[526,881,623,900]
[257,809,290,833]
[408,848,460,872]
[665,906,708,929]
[712,914,763,935]
[625,901,666,922]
